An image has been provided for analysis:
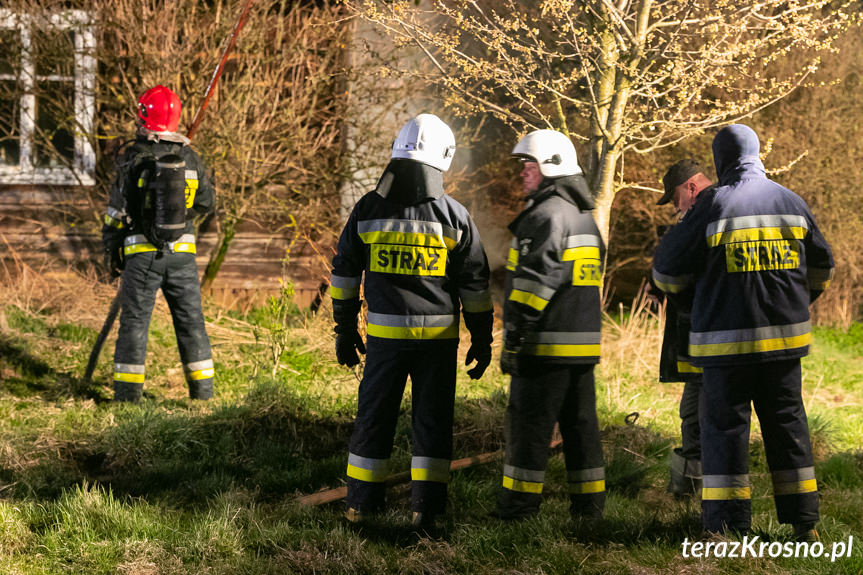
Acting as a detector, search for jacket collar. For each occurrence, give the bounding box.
[509,174,595,232]
[137,127,190,146]
[374,159,444,206]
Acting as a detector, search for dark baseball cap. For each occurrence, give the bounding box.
[658,159,705,205]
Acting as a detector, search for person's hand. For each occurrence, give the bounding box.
[500,328,527,376]
[336,330,366,367]
[104,247,124,279]
[500,345,520,376]
[465,343,491,379]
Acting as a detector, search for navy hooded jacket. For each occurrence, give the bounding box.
[652,125,834,367]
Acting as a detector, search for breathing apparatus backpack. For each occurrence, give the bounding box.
[130,152,188,250]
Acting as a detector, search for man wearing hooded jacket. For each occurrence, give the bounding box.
[653,124,834,538]
[102,85,215,402]
[494,129,606,520]
[330,113,493,529]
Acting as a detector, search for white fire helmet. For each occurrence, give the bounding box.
[391,113,457,172]
[512,129,582,178]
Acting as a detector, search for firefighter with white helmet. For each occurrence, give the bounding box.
[331,113,493,529]
[493,129,606,520]
[102,85,216,402]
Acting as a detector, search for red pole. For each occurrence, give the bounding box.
[186,0,256,140]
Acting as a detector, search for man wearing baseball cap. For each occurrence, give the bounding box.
[655,159,715,497]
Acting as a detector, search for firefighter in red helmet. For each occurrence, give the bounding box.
[102,85,216,402]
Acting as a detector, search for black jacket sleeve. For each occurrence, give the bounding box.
[330,205,365,326]
[504,208,567,333]
[803,209,834,303]
[451,213,493,345]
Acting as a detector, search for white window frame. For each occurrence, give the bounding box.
[0,9,96,186]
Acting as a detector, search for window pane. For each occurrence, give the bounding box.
[0,29,22,76]
[0,79,20,166]
[34,80,75,168]
[33,29,75,78]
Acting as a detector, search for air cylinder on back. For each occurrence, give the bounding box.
[152,154,187,243]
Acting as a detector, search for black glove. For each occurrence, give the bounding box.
[336,330,366,367]
[465,342,492,380]
[103,245,124,279]
[500,328,526,376]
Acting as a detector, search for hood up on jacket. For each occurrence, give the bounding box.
[712,124,766,186]
[529,173,595,211]
[374,159,444,206]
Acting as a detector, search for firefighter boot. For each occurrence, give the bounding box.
[793,522,818,543]
[411,511,438,533]
[114,381,143,403]
[668,448,702,498]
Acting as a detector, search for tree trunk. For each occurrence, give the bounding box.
[200,216,237,292]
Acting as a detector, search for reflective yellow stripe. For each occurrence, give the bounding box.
[689,332,811,358]
[569,479,605,494]
[411,468,450,482]
[701,486,751,500]
[411,457,450,483]
[677,360,703,374]
[330,286,359,300]
[186,368,214,381]
[113,372,145,384]
[652,269,692,294]
[366,323,458,340]
[172,242,196,254]
[706,226,807,247]
[562,246,600,261]
[502,475,543,494]
[124,243,158,255]
[125,242,196,256]
[509,289,549,311]
[507,248,518,272]
[346,464,388,483]
[104,214,125,229]
[774,478,817,496]
[359,231,455,250]
[522,344,600,357]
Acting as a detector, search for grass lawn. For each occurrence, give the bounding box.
[0,271,861,574]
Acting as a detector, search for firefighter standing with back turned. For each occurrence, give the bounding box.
[653,124,834,539]
[654,159,715,497]
[102,85,216,402]
[493,129,606,521]
[330,114,493,529]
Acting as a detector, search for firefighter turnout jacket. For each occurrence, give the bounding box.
[331,158,492,517]
[652,134,834,367]
[102,134,215,259]
[101,132,216,401]
[504,174,605,364]
[330,159,493,345]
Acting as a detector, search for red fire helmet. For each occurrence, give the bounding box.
[137,85,182,132]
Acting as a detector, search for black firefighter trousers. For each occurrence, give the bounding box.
[496,363,605,519]
[701,359,818,533]
[113,251,214,401]
[346,338,457,516]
